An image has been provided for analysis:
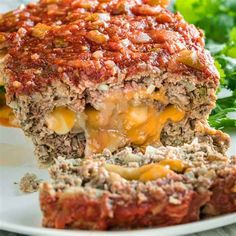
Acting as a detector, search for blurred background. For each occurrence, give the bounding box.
[0,0,33,13]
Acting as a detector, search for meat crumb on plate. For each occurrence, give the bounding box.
[19,173,42,193]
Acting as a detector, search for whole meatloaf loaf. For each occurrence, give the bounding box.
[40,139,236,230]
[1,0,229,165]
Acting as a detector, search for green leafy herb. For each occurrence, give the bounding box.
[215,55,236,90]
[208,107,236,129]
[0,86,5,94]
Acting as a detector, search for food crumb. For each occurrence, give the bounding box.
[19,173,42,193]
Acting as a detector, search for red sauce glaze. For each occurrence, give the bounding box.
[40,184,210,230]
[0,0,219,97]
[39,168,236,230]
[0,0,170,33]
[204,170,236,216]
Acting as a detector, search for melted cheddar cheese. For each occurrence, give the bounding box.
[45,106,76,135]
[0,105,19,127]
[84,104,185,156]
[45,88,185,156]
[0,93,19,128]
[105,159,185,182]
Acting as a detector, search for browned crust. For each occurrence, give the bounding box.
[203,168,236,217]
[38,138,236,230]
[109,192,208,229]
[0,0,219,97]
[0,0,170,33]
[39,154,236,230]
[40,168,236,230]
[40,183,210,230]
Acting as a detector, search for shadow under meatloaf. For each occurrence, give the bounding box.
[40,139,236,230]
[1,0,229,165]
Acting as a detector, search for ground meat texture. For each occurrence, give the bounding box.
[1,0,227,165]
[39,140,236,230]
[8,78,229,166]
[19,173,41,193]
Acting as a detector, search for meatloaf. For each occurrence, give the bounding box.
[1,0,229,165]
[40,139,236,230]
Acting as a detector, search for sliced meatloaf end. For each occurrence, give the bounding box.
[202,158,236,217]
[2,0,229,165]
[40,178,209,230]
[39,140,236,229]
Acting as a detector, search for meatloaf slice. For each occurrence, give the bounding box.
[40,139,236,230]
[2,0,229,165]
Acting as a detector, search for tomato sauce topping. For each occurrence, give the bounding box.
[0,0,219,97]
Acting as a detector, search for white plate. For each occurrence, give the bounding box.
[0,126,236,236]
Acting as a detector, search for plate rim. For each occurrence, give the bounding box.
[1,213,236,236]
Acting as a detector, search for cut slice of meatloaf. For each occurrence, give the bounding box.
[1,0,229,165]
[40,139,236,230]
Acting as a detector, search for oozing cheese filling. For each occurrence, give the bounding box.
[0,94,19,128]
[105,159,185,182]
[45,106,76,135]
[45,88,185,156]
